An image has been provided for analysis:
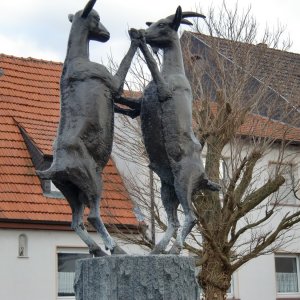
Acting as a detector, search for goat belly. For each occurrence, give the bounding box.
[140,90,172,179]
[59,82,114,168]
[159,100,184,163]
[39,82,114,198]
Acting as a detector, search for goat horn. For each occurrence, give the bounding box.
[167,11,206,20]
[81,0,97,18]
[181,12,206,19]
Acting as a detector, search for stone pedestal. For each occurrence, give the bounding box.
[74,255,200,300]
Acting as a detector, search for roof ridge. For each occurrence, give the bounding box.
[0,53,63,65]
[188,31,300,56]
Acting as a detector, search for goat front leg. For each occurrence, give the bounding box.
[114,95,141,118]
[113,38,140,95]
[114,104,140,119]
[115,95,141,110]
[130,29,172,102]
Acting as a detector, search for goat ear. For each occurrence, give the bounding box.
[171,6,182,31]
[151,46,159,55]
[81,0,97,18]
[146,22,153,27]
[181,19,193,26]
[68,14,74,23]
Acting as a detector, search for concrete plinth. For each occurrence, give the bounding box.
[74,255,200,300]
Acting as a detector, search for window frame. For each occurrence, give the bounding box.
[275,254,300,297]
[56,247,91,300]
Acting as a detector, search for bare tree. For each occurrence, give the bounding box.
[110,2,300,299]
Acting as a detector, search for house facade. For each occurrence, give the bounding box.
[179,32,300,300]
[218,139,300,300]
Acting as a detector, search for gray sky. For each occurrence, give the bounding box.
[0,0,299,65]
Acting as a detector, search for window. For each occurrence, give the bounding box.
[269,163,298,205]
[43,180,64,198]
[51,181,61,193]
[275,255,300,294]
[57,251,92,298]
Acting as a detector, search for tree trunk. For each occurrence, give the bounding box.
[199,244,231,300]
[204,284,228,300]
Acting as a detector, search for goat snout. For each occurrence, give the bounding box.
[100,31,110,41]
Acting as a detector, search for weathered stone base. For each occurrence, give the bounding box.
[74,255,199,300]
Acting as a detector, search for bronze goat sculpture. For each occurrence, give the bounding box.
[38,0,139,256]
[124,7,221,254]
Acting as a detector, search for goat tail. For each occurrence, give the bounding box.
[201,179,221,192]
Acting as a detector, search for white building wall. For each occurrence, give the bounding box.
[237,254,277,300]
[0,228,146,300]
[224,142,300,299]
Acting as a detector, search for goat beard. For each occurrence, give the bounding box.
[151,46,159,55]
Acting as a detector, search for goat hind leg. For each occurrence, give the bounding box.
[151,182,180,254]
[87,194,127,255]
[71,201,107,257]
[55,181,106,257]
[169,170,198,254]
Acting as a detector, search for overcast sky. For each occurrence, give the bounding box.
[0,0,299,65]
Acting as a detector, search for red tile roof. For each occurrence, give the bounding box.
[239,112,300,142]
[204,102,300,143]
[0,54,138,228]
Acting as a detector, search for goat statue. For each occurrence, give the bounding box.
[37,0,139,256]
[124,7,221,254]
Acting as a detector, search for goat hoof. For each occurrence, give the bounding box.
[111,245,127,255]
[90,247,107,257]
[150,247,163,255]
[207,180,221,191]
[168,244,182,255]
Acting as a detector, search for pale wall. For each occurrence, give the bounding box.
[0,228,146,300]
[236,254,277,300]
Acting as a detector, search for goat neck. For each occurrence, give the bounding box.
[65,18,91,62]
[161,38,185,76]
